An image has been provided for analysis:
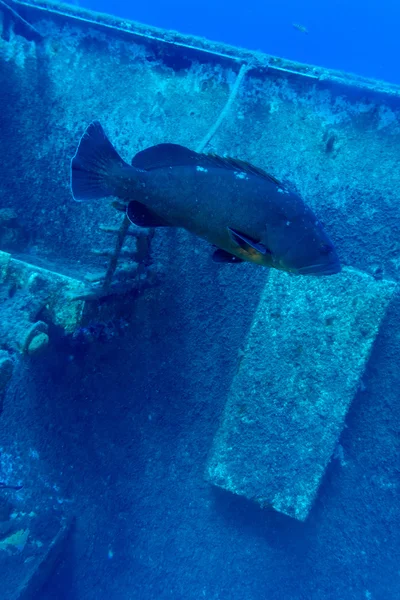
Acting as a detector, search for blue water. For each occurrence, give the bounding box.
[75,0,400,84]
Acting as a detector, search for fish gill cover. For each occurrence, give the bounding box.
[0,1,399,599]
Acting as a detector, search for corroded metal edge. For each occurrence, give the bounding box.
[9,0,400,102]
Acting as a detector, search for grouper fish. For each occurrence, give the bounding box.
[70,121,341,276]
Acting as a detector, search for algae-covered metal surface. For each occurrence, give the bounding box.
[1,1,400,599]
[2,0,400,279]
[207,268,396,520]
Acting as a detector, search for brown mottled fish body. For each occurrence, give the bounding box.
[70,121,341,276]
[124,164,303,268]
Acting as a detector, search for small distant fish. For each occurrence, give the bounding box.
[293,23,308,34]
[70,121,340,276]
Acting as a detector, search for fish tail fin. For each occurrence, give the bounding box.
[70,121,131,202]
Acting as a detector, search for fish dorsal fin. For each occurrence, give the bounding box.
[206,154,283,186]
[132,144,283,187]
[131,144,200,170]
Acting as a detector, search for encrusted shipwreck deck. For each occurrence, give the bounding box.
[1,517,73,600]
[1,0,400,540]
[207,268,396,520]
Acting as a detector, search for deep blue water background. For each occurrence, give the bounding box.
[73,0,400,84]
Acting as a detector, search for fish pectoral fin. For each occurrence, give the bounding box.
[126,201,170,228]
[228,227,270,255]
[212,248,244,263]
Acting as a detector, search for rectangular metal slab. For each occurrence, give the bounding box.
[206,268,396,520]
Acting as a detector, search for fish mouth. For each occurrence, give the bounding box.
[296,261,342,276]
